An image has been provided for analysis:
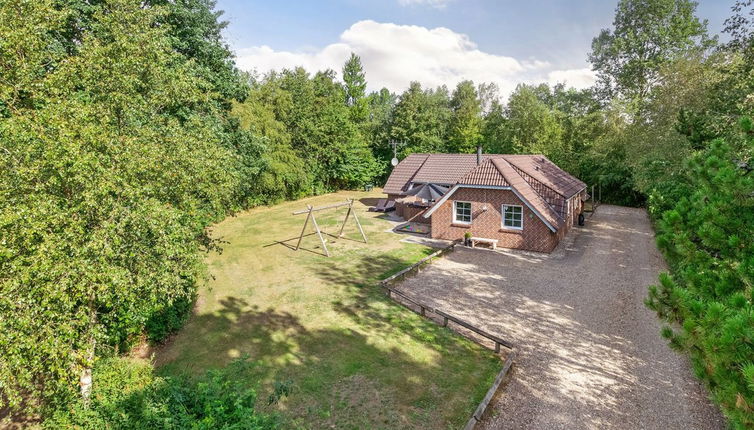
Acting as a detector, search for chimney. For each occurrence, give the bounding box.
[476,145,482,165]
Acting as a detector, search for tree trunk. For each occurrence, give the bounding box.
[79,337,95,404]
[79,297,97,405]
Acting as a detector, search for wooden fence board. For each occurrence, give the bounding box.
[464,351,516,430]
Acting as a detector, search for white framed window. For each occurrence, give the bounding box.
[502,205,523,230]
[453,201,472,224]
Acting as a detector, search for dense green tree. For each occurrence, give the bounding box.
[390,82,451,155]
[581,115,644,206]
[231,91,309,203]
[447,80,483,153]
[542,85,617,177]
[0,0,240,410]
[48,0,247,107]
[589,0,712,114]
[310,70,379,187]
[504,84,564,158]
[482,101,511,153]
[45,357,279,429]
[342,52,369,124]
[258,68,378,191]
[624,53,724,215]
[157,0,248,104]
[365,88,398,177]
[647,132,754,428]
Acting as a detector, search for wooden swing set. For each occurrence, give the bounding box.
[291,199,367,257]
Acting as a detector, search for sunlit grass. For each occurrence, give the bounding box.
[155,189,501,429]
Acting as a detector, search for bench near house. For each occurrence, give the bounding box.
[383,148,587,253]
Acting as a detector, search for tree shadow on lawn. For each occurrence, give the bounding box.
[157,293,499,429]
[311,251,458,342]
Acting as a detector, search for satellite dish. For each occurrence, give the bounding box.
[391,157,399,166]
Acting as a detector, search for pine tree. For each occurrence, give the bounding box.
[647,121,754,427]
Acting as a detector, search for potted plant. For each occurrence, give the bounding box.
[464,231,472,247]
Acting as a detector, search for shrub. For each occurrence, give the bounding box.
[145,294,197,344]
[44,357,280,429]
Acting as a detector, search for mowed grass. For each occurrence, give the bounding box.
[155,189,501,429]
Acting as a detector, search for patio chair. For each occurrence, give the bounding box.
[369,198,387,212]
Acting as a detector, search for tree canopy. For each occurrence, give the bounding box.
[589,0,712,114]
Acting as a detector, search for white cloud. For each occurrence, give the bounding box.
[547,68,597,89]
[397,0,453,9]
[235,20,595,98]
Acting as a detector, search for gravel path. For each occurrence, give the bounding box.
[396,205,726,429]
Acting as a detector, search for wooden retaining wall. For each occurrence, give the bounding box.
[379,244,517,429]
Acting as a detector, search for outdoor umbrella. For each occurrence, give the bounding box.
[404,183,450,201]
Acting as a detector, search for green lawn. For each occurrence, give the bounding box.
[155,189,501,429]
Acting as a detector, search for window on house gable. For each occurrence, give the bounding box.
[502,205,523,229]
[453,201,472,224]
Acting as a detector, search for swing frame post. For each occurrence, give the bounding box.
[291,199,368,257]
[338,199,367,243]
[295,205,313,250]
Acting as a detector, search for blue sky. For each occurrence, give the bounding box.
[216,0,735,95]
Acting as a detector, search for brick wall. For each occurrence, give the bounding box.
[395,201,430,224]
[430,188,559,253]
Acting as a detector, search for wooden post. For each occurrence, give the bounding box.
[310,209,330,257]
[338,203,351,237]
[443,316,448,327]
[349,199,368,243]
[295,206,312,251]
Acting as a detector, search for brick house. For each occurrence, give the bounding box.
[383,150,587,253]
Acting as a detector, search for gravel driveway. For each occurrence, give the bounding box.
[396,205,725,429]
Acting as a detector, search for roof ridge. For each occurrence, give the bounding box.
[459,158,508,187]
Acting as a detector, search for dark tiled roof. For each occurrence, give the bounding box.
[504,154,586,197]
[412,154,488,185]
[383,154,429,195]
[459,158,508,187]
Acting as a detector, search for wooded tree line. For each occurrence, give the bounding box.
[0,0,752,427]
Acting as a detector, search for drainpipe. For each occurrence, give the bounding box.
[477,145,482,165]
